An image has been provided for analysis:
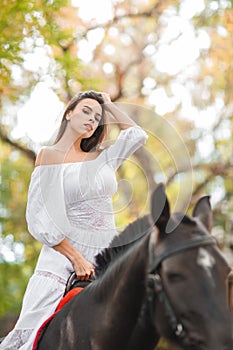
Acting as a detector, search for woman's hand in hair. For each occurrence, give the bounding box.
[100,92,112,109]
[99,92,136,130]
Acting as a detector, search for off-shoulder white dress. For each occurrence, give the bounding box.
[0,126,147,350]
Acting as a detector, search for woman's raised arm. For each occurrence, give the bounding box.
[101,92,137,130]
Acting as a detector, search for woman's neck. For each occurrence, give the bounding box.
[54,129,83,154]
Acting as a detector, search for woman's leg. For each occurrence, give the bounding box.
[0,271,66,350]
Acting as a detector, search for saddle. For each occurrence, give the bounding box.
[33,273,93,350]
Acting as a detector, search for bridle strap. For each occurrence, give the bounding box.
[148,235,217,344]
[149,235,216,274]
[148,273,186,339]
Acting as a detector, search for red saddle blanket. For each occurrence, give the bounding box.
[32,287,83,350]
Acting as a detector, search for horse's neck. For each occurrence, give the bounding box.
[93,236,151,348]
[98,236,149,309]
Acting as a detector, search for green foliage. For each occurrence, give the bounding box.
[0,0,233,341]
[0,141,40,319]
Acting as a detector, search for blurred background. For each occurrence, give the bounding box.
[0,0,232,348]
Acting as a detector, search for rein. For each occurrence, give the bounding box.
[147,235,216,344]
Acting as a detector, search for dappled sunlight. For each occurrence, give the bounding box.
[1,0,233,344]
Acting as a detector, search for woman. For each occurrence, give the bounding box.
[0,90,148,349]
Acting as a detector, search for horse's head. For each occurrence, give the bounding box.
[148,184,233,350]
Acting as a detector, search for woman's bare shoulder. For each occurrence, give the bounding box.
[35,146,64,167]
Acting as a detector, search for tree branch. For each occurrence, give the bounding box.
[0,126,36,162]
[78,3,162,40]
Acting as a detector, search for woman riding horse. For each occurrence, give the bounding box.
[0,91,148,350]
[36,185,233,350]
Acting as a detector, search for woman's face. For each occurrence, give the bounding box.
[67,98,103,137]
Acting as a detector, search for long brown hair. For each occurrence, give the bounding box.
[54,90,107,152]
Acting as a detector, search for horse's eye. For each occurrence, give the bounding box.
[166,272,186,283]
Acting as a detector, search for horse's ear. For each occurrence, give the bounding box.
[151,184,170,231]
[192,196,213,232]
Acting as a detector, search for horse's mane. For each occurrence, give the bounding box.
[94,215,152,278]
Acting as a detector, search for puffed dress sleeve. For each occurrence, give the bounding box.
[105,125,148,170]
[26,165,72,247]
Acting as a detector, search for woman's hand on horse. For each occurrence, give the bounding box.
[53,239,95,280]
[72,253,95,281]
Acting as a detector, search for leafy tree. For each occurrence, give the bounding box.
[0,1,232,346]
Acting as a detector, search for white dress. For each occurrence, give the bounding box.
[0,126,148,350]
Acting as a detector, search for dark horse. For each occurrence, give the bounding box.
[37,185,233,350]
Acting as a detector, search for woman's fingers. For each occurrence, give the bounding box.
[99,92,111,104]
[89,269,95,278]
[76,267,95,280]
[73,256,95,280]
